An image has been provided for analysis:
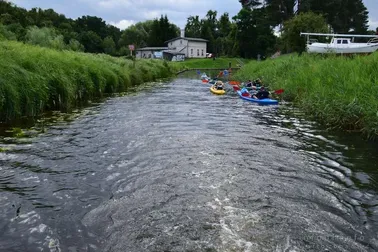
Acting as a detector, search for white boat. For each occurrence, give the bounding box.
[301,32,378,54]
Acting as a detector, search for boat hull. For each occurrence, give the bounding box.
[307,42,378,54]
[236,91,278,105]
[210,86,225,95]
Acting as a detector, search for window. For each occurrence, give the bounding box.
[201,49,204,56]
[337,40,341,44]
[197,49,199,56]
[191,48,193,55]
[342,40,348,44]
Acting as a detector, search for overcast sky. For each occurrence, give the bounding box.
[8,0,378,31]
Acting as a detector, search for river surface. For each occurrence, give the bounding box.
[1,76,378,252]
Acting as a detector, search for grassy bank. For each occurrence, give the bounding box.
[234,53,378,139]
[171,57,248,71]
[0,41,177,121]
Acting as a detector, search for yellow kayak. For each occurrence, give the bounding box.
[210,85,225,95]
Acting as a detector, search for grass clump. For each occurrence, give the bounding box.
[233,53,378,139]
[0,41,176,121]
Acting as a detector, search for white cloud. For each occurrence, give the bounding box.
[109,19,135,29]
[369,19,378,31]
[89,0,235,29]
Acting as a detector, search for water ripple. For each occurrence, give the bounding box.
[0,77,378,251]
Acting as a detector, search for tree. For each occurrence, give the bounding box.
[68,39,84,51]
[184,16,202,37]
[218,13,231,37]
[265,0,297,26]
[78,31,103,53]
[0,23,17,40]
[200,10,218,54]
[280,11,329,53]
[147,15,179,46]
[233,7,276,58]
[217,13,233,56]
[102,36,116,55]
[299,0,369,33]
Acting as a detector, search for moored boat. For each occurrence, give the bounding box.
[301,32,378,54]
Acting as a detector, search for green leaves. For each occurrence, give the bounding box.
[281,12,329,53]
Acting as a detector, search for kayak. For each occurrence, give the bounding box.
[236,90,278,105]
[210,85,225,95]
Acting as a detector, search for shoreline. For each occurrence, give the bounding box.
[233,53,378,140]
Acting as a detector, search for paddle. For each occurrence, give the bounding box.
[233,85,241,91]
[272,89,284,95]
[229,81,241,85]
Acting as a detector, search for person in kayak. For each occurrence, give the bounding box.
[215,81,224,90]
[252,86,270,99]
[245,80,252,87]
[252,78,262,87]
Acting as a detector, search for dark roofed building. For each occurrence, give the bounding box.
[135,47,168,59]
[162,50,185,61]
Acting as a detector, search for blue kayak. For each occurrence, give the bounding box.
[236,90,279,105]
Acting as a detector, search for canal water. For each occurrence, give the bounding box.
[0,76,378,252]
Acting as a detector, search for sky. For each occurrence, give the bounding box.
[7,0,378,31]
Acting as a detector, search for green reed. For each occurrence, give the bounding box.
[234,53,378,139]
[0,41,176,121]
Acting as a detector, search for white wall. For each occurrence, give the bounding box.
[187,41,207,58]
[168,39,188,55]
[167,39,207,58]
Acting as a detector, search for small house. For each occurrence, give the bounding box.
[164,30,208,59]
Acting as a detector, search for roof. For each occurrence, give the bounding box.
[164,37,209,44]
[135,47,168,51]
[163,50,186,55]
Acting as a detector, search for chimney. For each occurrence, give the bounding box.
[180,29,185,38]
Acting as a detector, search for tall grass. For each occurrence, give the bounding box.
[234,53,378,139]
[0,41,176,121]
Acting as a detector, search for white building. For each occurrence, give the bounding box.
[135,47,168,59]
[164,30,208,58]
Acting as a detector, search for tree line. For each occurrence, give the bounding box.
[0,0,179,56]
[0,0,374,59]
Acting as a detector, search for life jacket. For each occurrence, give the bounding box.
[256,90,269,99]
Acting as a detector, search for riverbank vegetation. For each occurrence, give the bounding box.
[234,53,378,139]
[0,40,176,121]
[171,58,248,71]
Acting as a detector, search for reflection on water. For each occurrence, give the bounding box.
[0,76,378,251]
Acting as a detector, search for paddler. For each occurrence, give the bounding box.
[252,86,270,99]
[215,80,224,90]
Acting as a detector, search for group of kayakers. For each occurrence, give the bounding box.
[240,78,271,99]
[201,72,275,99]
